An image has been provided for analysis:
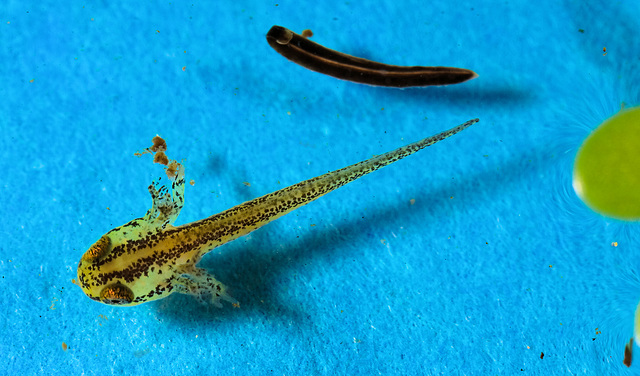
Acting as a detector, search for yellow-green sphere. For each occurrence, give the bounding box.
[573,106,640,220]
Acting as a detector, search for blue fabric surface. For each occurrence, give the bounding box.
[1,1,640,374]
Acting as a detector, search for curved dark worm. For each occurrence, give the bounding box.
[266,25,478,88]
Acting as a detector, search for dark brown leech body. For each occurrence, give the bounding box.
[266,25,477,87]
[624,337,633,367]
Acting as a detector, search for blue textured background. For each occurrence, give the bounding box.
[1,1,640,375]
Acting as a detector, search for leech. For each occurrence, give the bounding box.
[266,25,478,88]
[625,337,633,367]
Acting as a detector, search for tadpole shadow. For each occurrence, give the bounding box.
[158,141,554,325]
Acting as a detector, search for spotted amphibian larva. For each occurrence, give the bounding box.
[76,119,478,307]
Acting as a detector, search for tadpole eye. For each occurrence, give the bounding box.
[100,283,134,305]
[81,236,111,262]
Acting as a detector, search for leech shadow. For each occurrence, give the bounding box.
[157,143,553,325]
[378,80,535,109]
